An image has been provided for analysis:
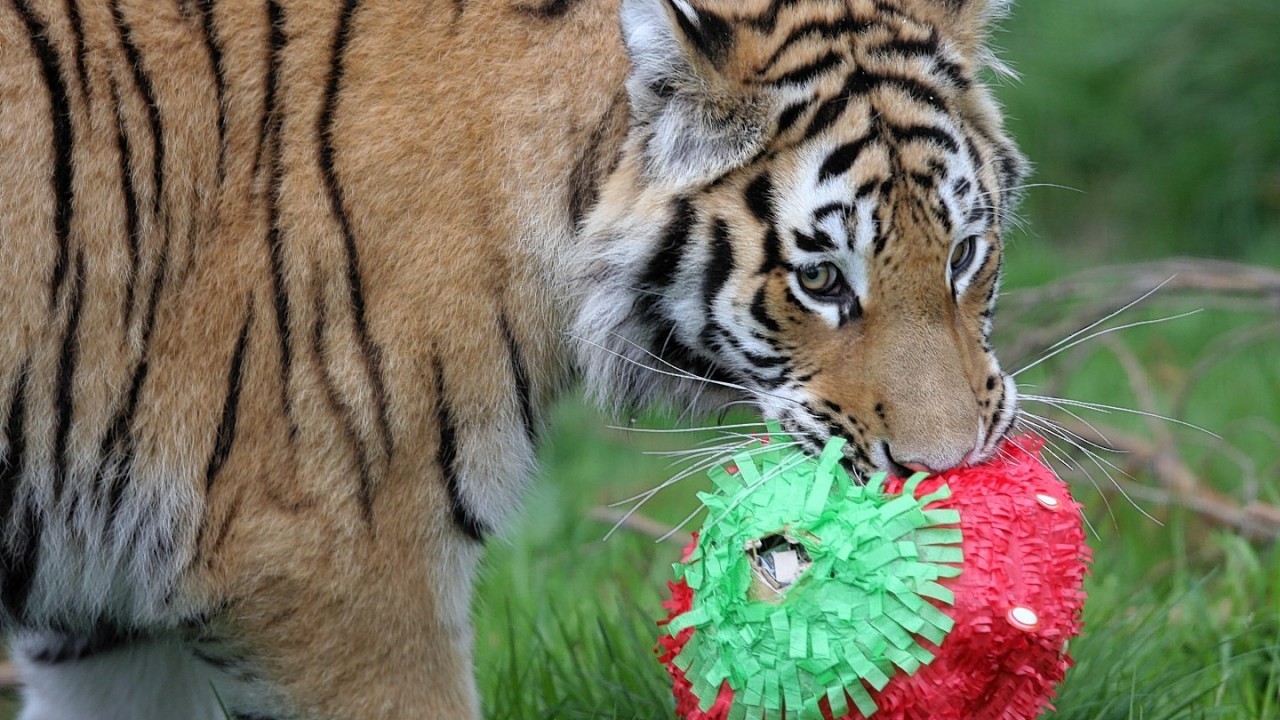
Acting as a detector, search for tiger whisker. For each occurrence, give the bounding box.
[1017,414,1113,532]
[1020,393,1220,438]
[569,333,772,408]
[1012,308,1203,379]
[605,438,802,515]
[605,421,772,435]
[655,449,813,544]
[607,441,808,542]
[1021,411,1161,525]
[1047,276,1177,355]
[1013,417,1104,536]
[973,182,1084,200]
[606,446,741,508]
[1016,383,1114,444]
[602,330,806,410]
[688,451,815,540]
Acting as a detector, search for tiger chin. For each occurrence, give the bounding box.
[1,0,1023,718]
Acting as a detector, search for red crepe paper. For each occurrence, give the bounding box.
[658,435,1091,720]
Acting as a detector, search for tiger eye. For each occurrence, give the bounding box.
[950,237,977,275]
[797,263,841,296]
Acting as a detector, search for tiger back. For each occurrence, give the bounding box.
[0,0,1025,717]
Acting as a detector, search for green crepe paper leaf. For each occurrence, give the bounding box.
[669,423,964,718]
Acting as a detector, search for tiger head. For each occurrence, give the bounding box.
[574,0,1026,476]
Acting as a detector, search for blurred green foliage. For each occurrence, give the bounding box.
[997,0,1280,265]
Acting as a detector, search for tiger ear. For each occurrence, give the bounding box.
[621,0,768,186]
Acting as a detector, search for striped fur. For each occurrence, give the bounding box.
[0,0,1025,717]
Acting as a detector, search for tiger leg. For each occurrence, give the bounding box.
[13,632,226,720]
[201,511,487,719]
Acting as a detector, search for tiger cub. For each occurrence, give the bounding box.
[0,0,1024,717]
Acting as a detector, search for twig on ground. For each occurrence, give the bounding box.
[1053,419,1280,541]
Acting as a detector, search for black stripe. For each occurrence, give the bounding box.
[101,236,167,534]
[513,0,581,20]
[674,4,733,65]
[749,287,780,332]
[310,280,375,527]
[845,66,947,113]
[646,315,734,387]
[110,0,165,220]
[813,202,852,220]
[196,0,228,185]
[259,0,295,437]
[254,0,286,180]
[703,218,734,305]
[867,31,938,58]
[265,185,295,438]
[744,173,775,224]
[794,229,835,253]
[989,393,1007,441]
[109,79,141,326]
[889,123,959,154]
[568,89,625,230]
[839,296,862,326]
[759,16,869,74]
[804,93,849,140]
[434,362,486,542]
[1,362,37,622]
[1,364,31,524]
[499,316,536,446]
[929,198,953,234]
[52,251,86,504]
[1,504,42,621]
[318,0,394,459]
[909,171,937,190]
[741,347,786,369]
[205,303,253,490]
[759,227,784,273]
[936,56,970,90]
[65,0,92,105]
[971,243,997,283]
[775,102,807,136]
[745,0,785,33]
[640,197,695,289]
[817,135,873,183]
[783,286,806,312]
[769,50,843,86]
[13,0,75,309]
[998,149,1024,193]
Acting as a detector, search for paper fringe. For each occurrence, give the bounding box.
[659,421,963,720]
[657,431,1090,720]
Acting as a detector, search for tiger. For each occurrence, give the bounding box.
[0,0,1026,716]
